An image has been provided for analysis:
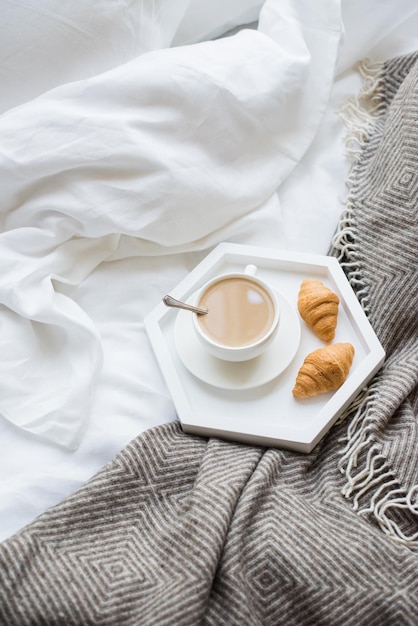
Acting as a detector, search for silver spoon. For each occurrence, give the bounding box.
[163,294,208,315]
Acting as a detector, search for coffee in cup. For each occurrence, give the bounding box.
[193,265,280,362]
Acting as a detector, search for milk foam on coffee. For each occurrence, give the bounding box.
[197,277,275,347]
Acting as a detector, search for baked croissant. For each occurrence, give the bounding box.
[297,279,339,342]
[292,343,355,399]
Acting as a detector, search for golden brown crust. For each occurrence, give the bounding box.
[292,343,355,399]
[297,279,339,342]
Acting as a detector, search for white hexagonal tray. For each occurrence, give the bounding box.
[145,243,385,452]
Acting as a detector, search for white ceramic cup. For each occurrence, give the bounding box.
[192,264,280,362]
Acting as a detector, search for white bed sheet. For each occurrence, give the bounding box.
[0,0,417,541]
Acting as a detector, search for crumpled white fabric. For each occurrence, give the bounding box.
[0,0,191,115]
[0,0,342,448]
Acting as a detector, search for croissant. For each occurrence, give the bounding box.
[297,279,339,342]
[292,343,355,399]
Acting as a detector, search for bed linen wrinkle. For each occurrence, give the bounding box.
[1,29,316,236]
[0,0,193,114]
[0,2,341,449]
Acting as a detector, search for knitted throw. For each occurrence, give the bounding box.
[0,53,417,626]
[330,51,418,547]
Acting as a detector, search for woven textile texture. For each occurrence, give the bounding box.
[0,53,417,625]
[330,51,418,548]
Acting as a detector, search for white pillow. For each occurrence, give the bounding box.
[0,0,271,115]
[0,0,189,114]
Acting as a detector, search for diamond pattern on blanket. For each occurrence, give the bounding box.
[330,51,418,548]
[1,421,418,625]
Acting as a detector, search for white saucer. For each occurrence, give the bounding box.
[174,290,301,390]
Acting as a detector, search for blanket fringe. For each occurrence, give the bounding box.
[332,59,418,552]
[339,59,386,162]
[332,59,386,313]
[331,205,370,314]
[337,382,418,551]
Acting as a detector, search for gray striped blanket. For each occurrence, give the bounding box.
[0,52,417,625]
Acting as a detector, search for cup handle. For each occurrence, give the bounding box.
[244,264,257,276]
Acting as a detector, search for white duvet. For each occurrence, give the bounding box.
[0,0,417,540]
